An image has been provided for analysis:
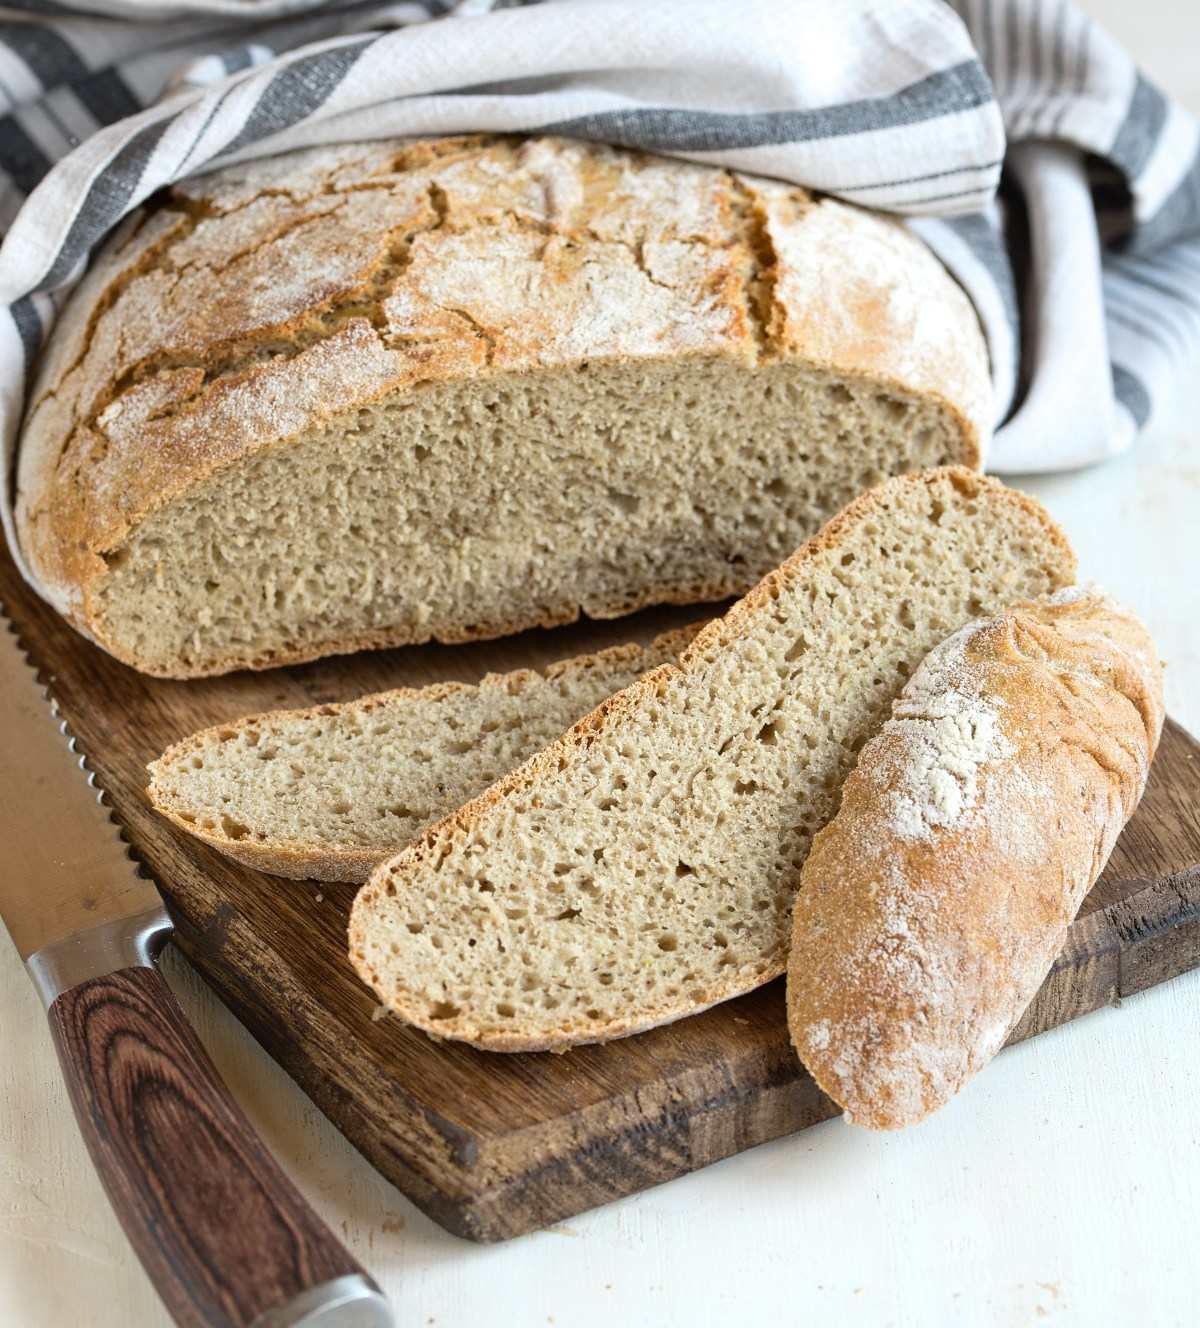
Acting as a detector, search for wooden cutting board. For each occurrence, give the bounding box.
[4,542,1200,1243]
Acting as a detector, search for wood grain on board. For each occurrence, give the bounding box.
[3,542,1198,1242]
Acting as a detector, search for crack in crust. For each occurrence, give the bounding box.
[89,198,447,443]
[37,139,505,476]
[727,172,790,359]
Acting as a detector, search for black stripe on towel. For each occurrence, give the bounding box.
[72,68,141,128]
[216,38,373,160]
[538,61,995,152]
[0,115,53,197]
[10,296,43,377]
[943,211,1021,343]
[40,116,170,289]
[1109,73,1169,181]
[1111,363,1151,426]
[0,21,88,90]
[1124,145,1200,254]
[838,159,1004,194]
[0,2,77,14]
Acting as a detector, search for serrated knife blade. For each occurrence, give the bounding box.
[0,610,169,993]
[0,602,390,1328]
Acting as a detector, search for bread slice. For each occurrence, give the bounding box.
[349,467,1076,1051]
[146,626,699,883]
[17,134,990,677]
[786,588,1163,1129]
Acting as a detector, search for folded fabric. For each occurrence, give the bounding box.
[0,0,1197,603]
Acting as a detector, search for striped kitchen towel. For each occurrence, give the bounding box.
[1,0,1198,598]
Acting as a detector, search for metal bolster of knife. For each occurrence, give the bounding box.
[248,1274,392,1328]
[26,903,173,1008]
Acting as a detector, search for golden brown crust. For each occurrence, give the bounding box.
[348,467,1076,1051]
[146,624,705,881]
[16,135,990,672]
[786,588,1163,1129]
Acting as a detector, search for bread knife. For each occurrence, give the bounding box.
[0,608,392,1328]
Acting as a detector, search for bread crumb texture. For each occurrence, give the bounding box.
[349,468,1075,1051]
[147,627,699,882]
[787,586,1163,1130]
[17,135,990,676]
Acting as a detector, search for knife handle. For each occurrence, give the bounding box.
[46,963,392,1328]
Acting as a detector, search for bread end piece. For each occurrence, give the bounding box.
[786,587,1163,1129]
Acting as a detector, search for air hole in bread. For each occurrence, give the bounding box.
[220,815,251,841]
[785,637,808,662]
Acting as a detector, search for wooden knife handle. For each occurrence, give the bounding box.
[47,964,391,1328]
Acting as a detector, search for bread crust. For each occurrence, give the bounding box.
[786,588,1163,1129]
[146,624,704,882]
[16,135,991,675]
[349,468,1076,1051]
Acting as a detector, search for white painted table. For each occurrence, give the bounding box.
[2,4,1198,1324]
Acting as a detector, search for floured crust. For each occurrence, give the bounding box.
[147,623,703,882]
[786,588,1164,1130]
[15,134,990,663]
[348,468,1076,1052]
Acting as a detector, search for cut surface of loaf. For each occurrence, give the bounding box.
[349,468,1075,1051]
[17,134,990,677]
[146,627,699,882]
[786,588,1163,1129]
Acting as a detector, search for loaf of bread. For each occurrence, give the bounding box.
[349,468,1074,1051]
[787,589,1163,1130]
[147,626,698,882]
[17,135,990,677]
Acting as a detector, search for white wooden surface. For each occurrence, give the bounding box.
[2,4,1198,1324]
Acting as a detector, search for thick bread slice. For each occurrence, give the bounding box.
[786,588,1163,1129]
[146,626,700,883]
[17,134,990,677]
[349,468,1076,1051]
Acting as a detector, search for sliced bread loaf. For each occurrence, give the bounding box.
[147,626,699,882]
[349,467,1076,1051]
[17,134,990,677]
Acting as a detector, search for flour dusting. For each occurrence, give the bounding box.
[871,619,1014,841]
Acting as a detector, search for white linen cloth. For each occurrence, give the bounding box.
[0,0,1197,597]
